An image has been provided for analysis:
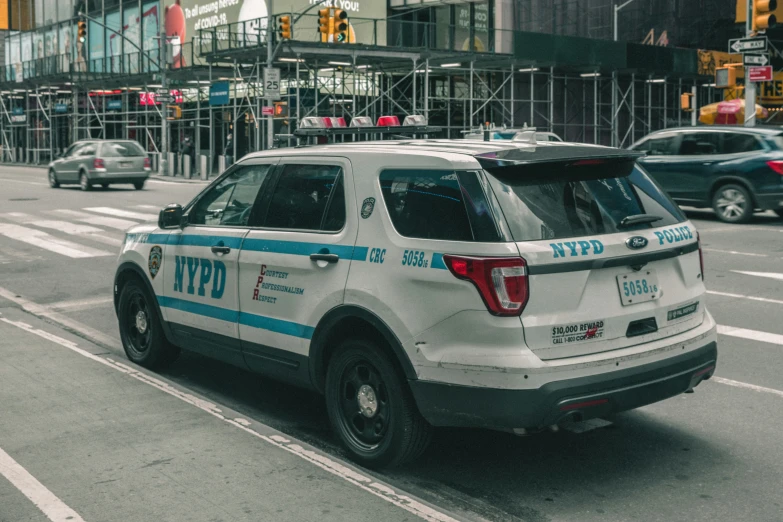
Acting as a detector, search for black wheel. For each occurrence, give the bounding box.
[134,181,145,190]
[80,171,92,191]
[101,183,109,189]
[118,279,180,369]
[326,339,431,468]
[48,169,60,188]
[712,184,753,223]
[774,209,783,219]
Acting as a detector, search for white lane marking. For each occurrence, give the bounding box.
[47,296,114,312]
[133,204,159,210]
[0,211,37,223]
[83,207,157,221]
[707,290,783,306]
[48,209,138,231]
[733,270,783,282]
[0,224,112,258]
[717,324,783,346]
[24,220,122,247]
[147,178,208,185]
[0,177,48,186]
[0,445,85,522]
[703,248,768,258]
[0,317,458,522]
[0,288,120,349]
[699,226,783,233]
[712,377,783,399]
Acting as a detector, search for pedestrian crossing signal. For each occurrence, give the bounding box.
[78,20,87,43]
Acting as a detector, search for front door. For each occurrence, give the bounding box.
[160,160,277,367]
[237,157,357,384]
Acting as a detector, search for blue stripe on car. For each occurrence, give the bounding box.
[157,296,315,339]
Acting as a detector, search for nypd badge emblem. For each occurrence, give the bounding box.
[361,197,376,219]
[148,246,162,278]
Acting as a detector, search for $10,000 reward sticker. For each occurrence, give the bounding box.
[552,320,605,345]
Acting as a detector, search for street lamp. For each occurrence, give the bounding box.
[613,0,640,41]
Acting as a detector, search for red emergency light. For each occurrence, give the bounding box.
[377,115,400,127]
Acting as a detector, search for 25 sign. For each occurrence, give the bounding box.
[264,68,281,100]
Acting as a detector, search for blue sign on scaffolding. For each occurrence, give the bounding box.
[12,107,24,115]
[107,100,122,110]
[209,81,230,106]
[55,103,68,113]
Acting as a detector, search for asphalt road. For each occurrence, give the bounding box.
[1,165,782,522]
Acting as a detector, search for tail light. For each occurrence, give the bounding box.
[93,158,105,169]
[143,157,151,169]
[766,160,783,175]
[697,232,705,281]
[443,255,529,316]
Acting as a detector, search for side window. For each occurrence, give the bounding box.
[679,132,719,155]
[64,143,80,157]
[189,164,273,226]
[379,169,502,242]
[721,133,764,154]
[263,164,345,231]
[79,144,96,156]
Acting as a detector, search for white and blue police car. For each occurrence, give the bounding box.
[114,139,717,467]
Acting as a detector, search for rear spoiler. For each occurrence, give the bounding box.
[474,146,645,170]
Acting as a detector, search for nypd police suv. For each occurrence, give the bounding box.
[114,139,718,467]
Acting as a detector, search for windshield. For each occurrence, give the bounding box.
[485,162,686,242]
[101,141,146,157]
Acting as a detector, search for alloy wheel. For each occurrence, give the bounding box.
[716,188,747,220]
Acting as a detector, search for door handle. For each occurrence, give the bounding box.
[211,245,231,255]
[310,253,339,263]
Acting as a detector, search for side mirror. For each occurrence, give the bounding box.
[159,203,184,229]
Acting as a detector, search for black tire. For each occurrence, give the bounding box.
[325,339,432,468]
[80,171,92,191]
[101,183,109,189]
[48,169,60,188]
[118,279,180,369]
[774,209,783,219]
[134,181,145,190]
[711,183,753,223]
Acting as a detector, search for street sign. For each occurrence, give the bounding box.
[749,66,773,82]
[744,53,769,66]
[264,68,281,101]
[730,36,768,53]
[155,95,175,104]
[155,88,170,95]
[209,82,229,106]
[262,106,274,116]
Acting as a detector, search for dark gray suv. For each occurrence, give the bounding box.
[630,127,783,223]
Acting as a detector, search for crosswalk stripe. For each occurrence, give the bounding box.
[0,212,37,223]
[48,296,114,312]
[0,223,112,258]
[28,220,123,247]
[48,209,138,230]
[718,325,783,346]
[83,207,157,221]
[707,290,783,306]
[133,204,160,210]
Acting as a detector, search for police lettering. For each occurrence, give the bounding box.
[173,256,226,299]
[550,240,604,258]
[369,248,386,264]
[653,225,692,245]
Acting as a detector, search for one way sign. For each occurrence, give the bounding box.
[730,36,768,53]
[744,53,769,66]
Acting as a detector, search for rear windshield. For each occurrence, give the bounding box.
[485,161,686,242]
[101,141,146,157]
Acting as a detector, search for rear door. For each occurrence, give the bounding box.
[633,133,682,195]
[61,142,90,181]
[236,158,356,382]
[485,158,706,361]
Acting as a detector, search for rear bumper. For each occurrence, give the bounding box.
[755,191,783,210]
[91,172,149,183]
[409,340,717,430]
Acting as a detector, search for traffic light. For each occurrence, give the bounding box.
[333,9,349,43]
[680,93,694,112]
[318,9,331,43]
[278,15,292,40]
[753,0,777,32]
[77,20,87,43]
[167,106,181,120]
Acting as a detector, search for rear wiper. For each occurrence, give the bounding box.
[619,214,663,227]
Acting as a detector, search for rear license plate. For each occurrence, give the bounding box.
[617,270,660,306]
[120,161,132,168]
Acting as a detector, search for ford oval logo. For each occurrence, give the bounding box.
[626,236,648,250]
